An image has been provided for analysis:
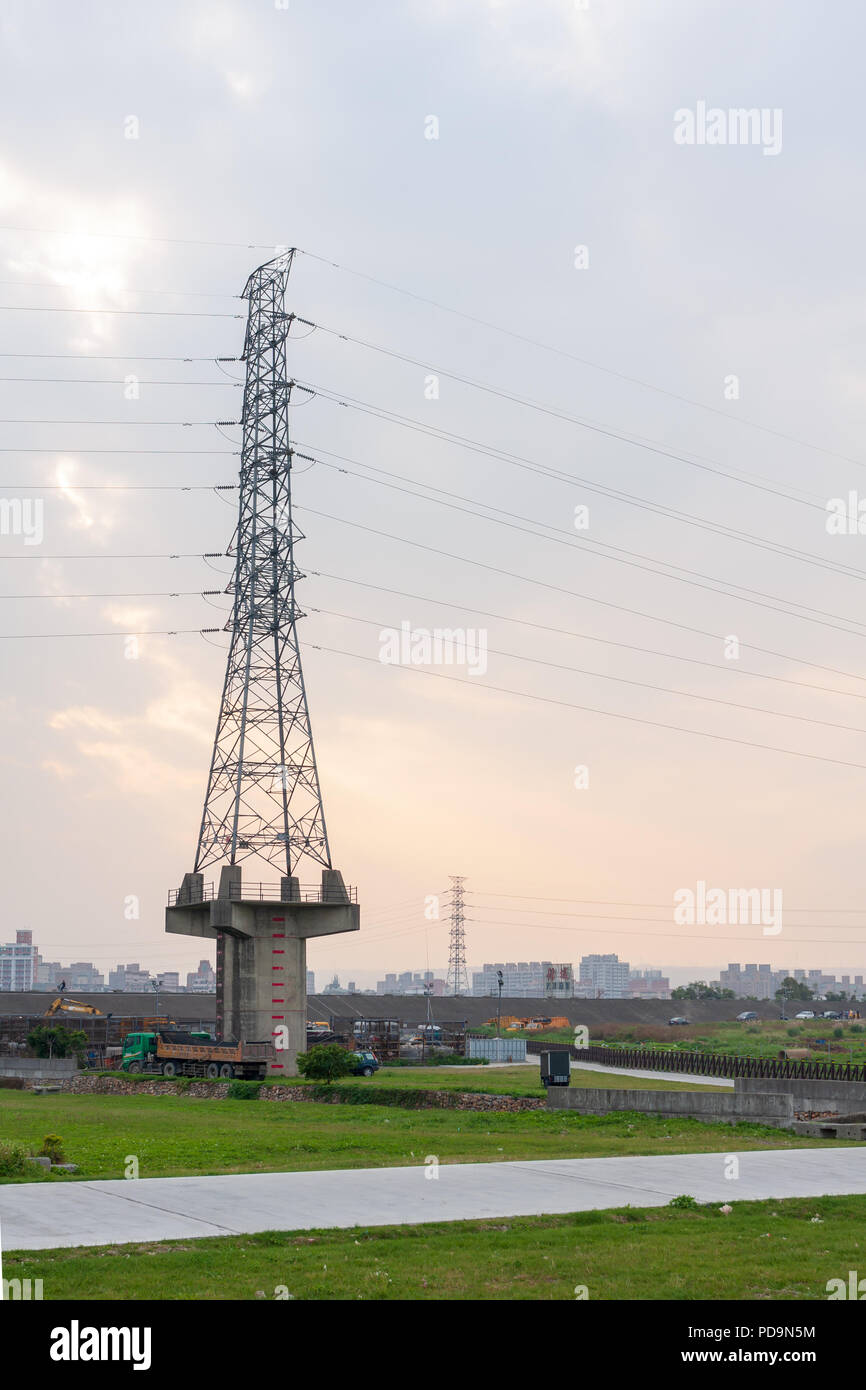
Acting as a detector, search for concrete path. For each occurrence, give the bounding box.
[570,1059,734,1088]
[3,1147,864,1252]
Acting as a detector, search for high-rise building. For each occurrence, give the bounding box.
[0,929,38,992]
[186,960,216,993]
[579,954,630,998]
[472,962,555,998]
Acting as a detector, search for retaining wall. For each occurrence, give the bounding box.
[546,1086,794,1127]
[735,1075,866,1113]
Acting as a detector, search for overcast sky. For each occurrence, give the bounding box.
[2,0,866,989]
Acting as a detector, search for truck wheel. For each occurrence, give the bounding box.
[127,1061,141,1074]
[162,1061,177,1078]
[219,1063,234,1079]
[206,1062,219,1079]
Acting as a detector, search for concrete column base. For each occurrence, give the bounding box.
[166,868,359,1076]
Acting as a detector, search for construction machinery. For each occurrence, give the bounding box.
[43,997,103,1018]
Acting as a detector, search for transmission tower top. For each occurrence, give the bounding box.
[193,247,332,881]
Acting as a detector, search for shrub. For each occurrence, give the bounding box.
[668,1194,699,1209]
[296,1044,357,1084]
[227,1079,261,1101]
[833,1028,844,1040]
[38,1133,65,1164]
[0,1140,29,1177]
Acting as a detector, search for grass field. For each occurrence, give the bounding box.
[0,1089,849,1183]
[525,1019,866,1063]
[333,1063,729,1096]
[7,1193,862,1300]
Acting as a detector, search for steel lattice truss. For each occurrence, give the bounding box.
[446,875,470,996]
[194,251,332,878]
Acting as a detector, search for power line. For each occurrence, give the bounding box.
[304,379,826,515]
[308,605,866,736]
[296,249,864,471]
[0,353,241,362]
[468,891,866,914]
[309,570,866,701]
[0,484,236,492]
[0,376,241,386]
[303,444,866,603]
[0,304,242,318]
[302,641,866,773]
[299,504,866,660]
[0,418,238,426]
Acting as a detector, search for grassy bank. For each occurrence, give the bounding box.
[7,1193,862,1300]
[0,1090,848,1184]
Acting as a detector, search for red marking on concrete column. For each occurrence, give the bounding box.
[271,917,285,922]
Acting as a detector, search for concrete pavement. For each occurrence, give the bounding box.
[3,1147,865,1252]
[569,1059,734,1087]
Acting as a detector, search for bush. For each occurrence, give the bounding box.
[0,1140,29,1177]
[38,1133,65,1164]
[227,1079,261,1101]
[296,1044,357,1084]
[833,1028,844,1040]
[668,1194,699,1209]
[851,1025,864,1034]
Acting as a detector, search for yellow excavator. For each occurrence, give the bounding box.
[43,997,103,1018]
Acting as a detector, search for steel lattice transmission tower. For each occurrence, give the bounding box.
[446,875,470,996]
[194,248,331,880]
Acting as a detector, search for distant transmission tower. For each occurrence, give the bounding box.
[193,249,331,879]
[446,875,469,996]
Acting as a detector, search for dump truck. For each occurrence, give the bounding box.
[120,1029,274,1079]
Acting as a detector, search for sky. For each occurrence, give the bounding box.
[2,0,866,991]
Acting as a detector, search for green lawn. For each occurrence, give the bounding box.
[0,1090,850,1184]
[7,1194,862,1300]
[340,1063,729,1097]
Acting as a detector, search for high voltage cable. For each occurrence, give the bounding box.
[300,318,833,500]
[0,354,241,363]
[0,304,242,318]
[6,569,863,702]
[298,503,866,645]
[0,223,854,469]
[303,444,866,595]
[468,891,866,913]
[0,448,239,455]
[0,484,236,491]
[303,379,824,514]
[295,250,864,471]
[309,570,866,700]
[0,627,218,639]
[0,279,239,299]
[464,918,866,946]
[301,440,838,578]
[0,377,240,386]
[0,418,238,426]
[0,551,225,560]
[303,641,866,772]
[308,605,866,736]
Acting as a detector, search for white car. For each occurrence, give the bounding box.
[794,1010,815,1019]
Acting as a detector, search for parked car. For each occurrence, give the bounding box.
[794,1010,815,1019]
[668,1017,690,1026]
[351,1050,380,1077]
[736,1011,759,1022]
[821,1010,843,1020]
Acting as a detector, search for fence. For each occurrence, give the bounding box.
[524,1039,866,1083]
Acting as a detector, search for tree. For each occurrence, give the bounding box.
[671,982,735,1001]
[774,976,814,1002]
[26,1025,87,1064]
[296,1043,357,1084]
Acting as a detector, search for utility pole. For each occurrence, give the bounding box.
[446,875,469,997]
[496,969,504,1038]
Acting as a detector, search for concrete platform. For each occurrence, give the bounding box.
[3,1147,866,1252]
[570,1059,734,1088]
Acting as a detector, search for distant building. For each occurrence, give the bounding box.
[64,961,105,992]
[0,930,38,992]
[156,972,181,993]
[306,970,315,994]
[720,963,865,1000]
[627,969,671,1000]
[109,962,152,992]
[186,960,216,993]
[544,964,574,999]
[35,957,63,990]
[579,954,630,999]
[472,962,554,998]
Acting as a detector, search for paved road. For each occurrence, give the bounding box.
[570,1060,734,1087]
[3,1147,864,1252]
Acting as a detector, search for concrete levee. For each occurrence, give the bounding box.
[735,1075,866,1114]
[547,1086,794,1127]
[0,1058,78,1082]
